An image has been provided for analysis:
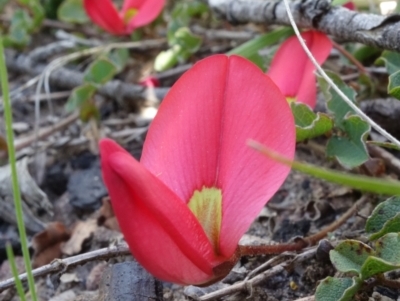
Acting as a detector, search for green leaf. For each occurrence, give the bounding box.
[368,213,400,241]
[172,27,202,53]
[315,277,361,301]
[5,9,32,47]
[79,100,99,122]
[42,0,64,19]
[83,58,117,86]
[170,0,208,28]
[376,233,400,263]
[361,256,400,280]
[353,45,381,64]
[159,27,201,71]
[154,47,180,72]
[65,84,96,112]
[326,115,370,168]
[376,50,400,75]
[108,48,129,73]
[388,70,400,100]
[291,102,333,142]
[361,233,400,279]
[30,3,45,29]
[318,71,370,168]
[228,27,293,59]
[366,196,400,238]
[249,141,400,196]
[330,240,374,275]
[318,71,357,127]
[57,0,88,24]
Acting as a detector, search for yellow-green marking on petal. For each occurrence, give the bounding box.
[123,8,138,24]
[286,97,296,104]
[188,187,222,255]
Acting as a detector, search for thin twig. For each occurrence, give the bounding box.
[332,40,367,75]
[281,0,400,149]
[0,244,131,292]
[14,112,79,152]
[239,195,368,256]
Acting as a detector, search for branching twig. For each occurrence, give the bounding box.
[206,0,400,52]
[0,244,131,292]
[199,248,317,300]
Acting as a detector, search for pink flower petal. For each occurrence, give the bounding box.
[141,55,229,202]
[216,56,295,257]
[83,0,126,35]
[343,2,356,10]
[125,0,165,31]
[268,30,332,108]
[141,55,295,258]
[100,138,219,285]
[121,0,144,12]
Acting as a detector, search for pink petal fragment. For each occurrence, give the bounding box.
[84,0,126,35]
[217,56,295,257]
[121,0,144,13]
[141,55,229,203]
[100,138,217,285]
[343,2,356,10]
[268,30,332,108]
[126,0,165,31]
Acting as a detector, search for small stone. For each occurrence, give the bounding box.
[68,160,107,211]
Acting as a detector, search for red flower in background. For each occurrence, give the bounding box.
[139,75,160,87]
[267,30,332,108]
[84,0,165,35]
[100,55,295,285]
[343,2,356,10]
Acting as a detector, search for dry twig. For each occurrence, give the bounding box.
[0,244,131,292]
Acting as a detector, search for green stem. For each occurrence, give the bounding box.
[0,36,38,301]
[6,243,26,301]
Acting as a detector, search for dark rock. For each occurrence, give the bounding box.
[70,151,97,170]
[44,162,67,196]
[68,160,107,211]
[272,219,311,242]
[100,261,164,301]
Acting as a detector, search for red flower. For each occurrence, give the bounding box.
[343,2,356,10]
[100,55,295,285]
[139,75,160,87]
[83,0,165,35]
[267,30,332,108]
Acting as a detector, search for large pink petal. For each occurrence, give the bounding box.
[216,56,295,257]
[141,55,295,258]
[268,30,332,108]
[83,0,126,35]
[141,55,228,202]
[100,138,219,285]
[124,0,165,31]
